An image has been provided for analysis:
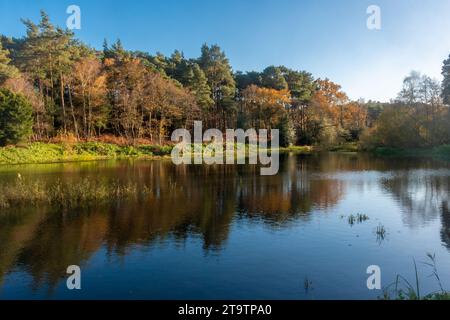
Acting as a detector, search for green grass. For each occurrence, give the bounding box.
[434,144,450,158]
[381,253,450,300]
[0,175,151,209]
[327,142,359,152]
[372,144,450,159]
[0,142,318,166]
[372,147,430,157]
[278,146,315,153]
[0,142,174,165]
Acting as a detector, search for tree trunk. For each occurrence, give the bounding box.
[60,72,67,134]
[82,87,88,137]
[159,116,164,145]
[68,84,79,139]
[87,90,92,138]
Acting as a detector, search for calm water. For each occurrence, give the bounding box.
[1,153,450,300]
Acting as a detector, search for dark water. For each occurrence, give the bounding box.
[1,153,450,300]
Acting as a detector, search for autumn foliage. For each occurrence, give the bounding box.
[0,11,372,148]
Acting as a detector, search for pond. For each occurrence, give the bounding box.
[0,153,450,299]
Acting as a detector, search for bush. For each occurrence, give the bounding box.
[434,144,450,157]
[360,104,450,150]
[317,119,339,147]
[0,88,33,146]
[277,115,295,147]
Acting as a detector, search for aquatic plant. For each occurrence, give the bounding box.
[347,213,370,226]
[0,176,151,209]
[303,277,314,299]
[304,277,313,292]
[356,213,370,223]
[381,254,450,300]
[375,224,387,241]
[348,214,355,226]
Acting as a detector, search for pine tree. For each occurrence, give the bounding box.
[442,54,450,105]
[0,42,19,82]
[277,114,295,147]
[0,88,33,146]
[198,44,236,128]
[261,66,288,91]
[17,11,78,134]
[186,63,213,110]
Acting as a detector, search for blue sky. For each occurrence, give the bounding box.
[1,0,450,101]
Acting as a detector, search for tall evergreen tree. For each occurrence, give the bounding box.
[0,42,18,82]
[198,44,236,128]
[279,67,316,104]
[17,11,78,134]
[442,54,450,105]
[261,66,288,91]
[0,88,33,146]
[235,71,262,91]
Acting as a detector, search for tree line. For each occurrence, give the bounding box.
[361,70,450,149]
[0,11,450,149]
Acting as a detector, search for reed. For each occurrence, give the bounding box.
[0,175,150,209]
[381,254,450,300]
[347,213,369,226]
[375,224,386,239]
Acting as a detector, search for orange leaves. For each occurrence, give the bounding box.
[103,58,115,67]
[243,85,291,105]
[242,85,291,129]
[311,78,366,129]
[344,101,367,129]
[315,79,348,102]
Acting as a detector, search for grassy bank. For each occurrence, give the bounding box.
[0,142,320,166]
[327,142,359,152]
[5,141,450,167]
[0,142,173,165]
[278,146,316,153]
[371,144,450,159]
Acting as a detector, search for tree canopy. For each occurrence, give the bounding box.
[1,10,448,150]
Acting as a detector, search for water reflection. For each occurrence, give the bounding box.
[441,201,450,249]
[381,169,450,227]
[0,153,450,295]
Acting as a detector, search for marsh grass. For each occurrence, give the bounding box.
[0,175,151,209]
[303,276,315,300]
[347,213,370,226]
[382,254,450,300]
[375,224,387,242]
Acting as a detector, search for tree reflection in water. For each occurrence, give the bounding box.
[0,153,450,293]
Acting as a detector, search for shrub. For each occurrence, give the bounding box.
[0,88,33,146]
[277,115,295,147]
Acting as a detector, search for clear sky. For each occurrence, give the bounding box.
[1,0,450,102]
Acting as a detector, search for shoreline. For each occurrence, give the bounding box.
[370,145,450,159]
[1,142,449,167]
[0,142,318,166]
[0,142,174,166]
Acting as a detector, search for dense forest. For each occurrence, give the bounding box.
[1,11,450,149]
